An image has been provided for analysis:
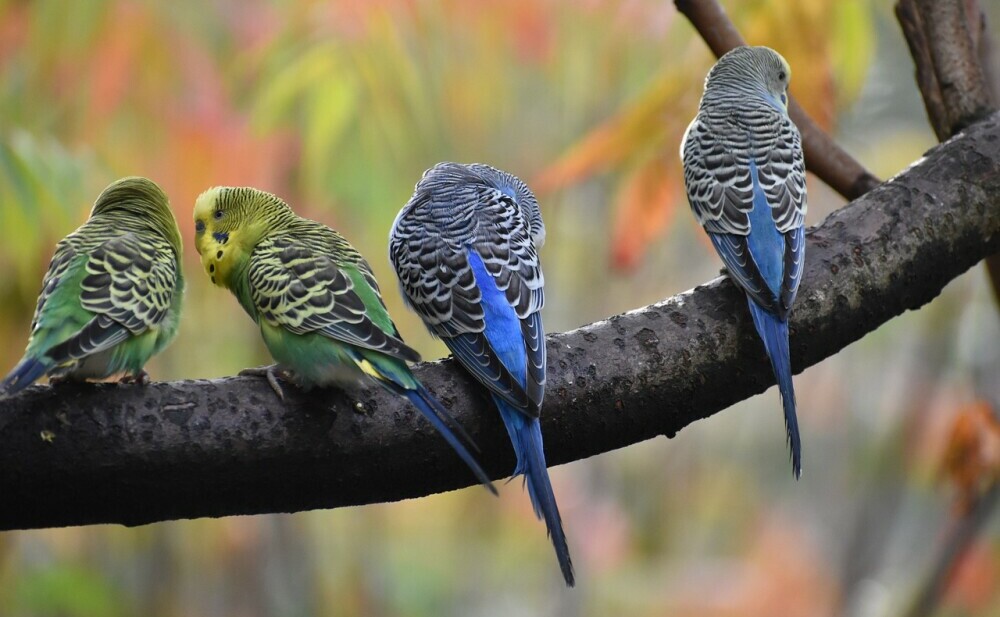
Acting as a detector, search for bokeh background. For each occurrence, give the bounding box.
[0,0,998,615]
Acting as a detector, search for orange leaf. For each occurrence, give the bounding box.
[946,542,1000,613]
[533,72,684,194]
[941,400,1000,513]
[0,4,28,69]
[610,155,679,271]
[88,2,150,126]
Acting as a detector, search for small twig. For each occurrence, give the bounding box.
[673,0,881,201]
[902,483,999,617]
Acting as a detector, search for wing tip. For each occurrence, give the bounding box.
[0,357,50,398]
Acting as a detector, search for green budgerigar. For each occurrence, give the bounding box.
[192,186,495,492]
[0,177,185,396]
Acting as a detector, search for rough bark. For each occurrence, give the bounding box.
[896,0,996,140]
[1,112,999,531]
[897,0,1000,305]
[674,0,882,200]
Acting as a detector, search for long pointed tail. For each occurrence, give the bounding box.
[495,396,575,586]
[747,300,802,479]
[0,356,50,398]
[404,387,498,495]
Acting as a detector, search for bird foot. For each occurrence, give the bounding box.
[239,365,287,401]
[119,370,150,385]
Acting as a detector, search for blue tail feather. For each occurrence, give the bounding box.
[404,387,497,495]
[0,356,51,398]
[747,299,802,479]
[495,396,575,586]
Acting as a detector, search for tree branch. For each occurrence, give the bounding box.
[896,0,1000,305]
[903,483,1000,617]
[674,0,882,200]
[896,0,996,140]
[1,112,999,531]
[968,0,1000,305]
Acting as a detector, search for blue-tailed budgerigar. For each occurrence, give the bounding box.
[1,177,184,396]
[389,163,574,586]
[192,186,495,494]
[681,46,807,478]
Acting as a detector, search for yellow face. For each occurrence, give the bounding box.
[193,187,246,289]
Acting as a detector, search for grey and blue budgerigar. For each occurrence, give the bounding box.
[1,177,184,397]
[389,163,574,586]
[681,46,807,478]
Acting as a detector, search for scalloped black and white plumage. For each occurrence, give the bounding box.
[681,46,808,478]
[390,162,546,416]
[389,162,574,586]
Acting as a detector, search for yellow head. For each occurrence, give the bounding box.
[192,186,294,288]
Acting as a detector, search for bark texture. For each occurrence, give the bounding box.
[897,0,996,140]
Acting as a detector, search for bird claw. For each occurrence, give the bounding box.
[239,365,286,401]
[119,370,150,385]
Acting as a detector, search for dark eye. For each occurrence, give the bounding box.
[778,71,786,81]
[213,210,224,221]
[195,220,205,233]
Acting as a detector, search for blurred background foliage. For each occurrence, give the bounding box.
[0,0,998,615]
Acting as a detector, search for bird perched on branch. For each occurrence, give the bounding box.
[389,163,574,586]
[192,186,495,494]
[681,46,807,478]
[1,177,184,397]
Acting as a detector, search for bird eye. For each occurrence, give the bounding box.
[213,210,224,221]
[195,220,205,233]
[778,71,786,81]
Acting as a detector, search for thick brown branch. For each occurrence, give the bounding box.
[897,0,996,139]
[674,0,881,200]
[970,1,1000,307]
[896,1,952,141]
[1,112,999,531]
[897,0,1000,305]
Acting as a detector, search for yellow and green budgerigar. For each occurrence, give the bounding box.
[0,177,185,396]
[192,186,496,493]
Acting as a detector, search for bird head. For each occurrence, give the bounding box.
[703,45,792,113]
[91,176,182,257]
[193,186,294,288]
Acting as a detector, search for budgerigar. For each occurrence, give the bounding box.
[681,46,807,478]
[1,177,184,397]
[389,163,574,586]
[192,186,495,493]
